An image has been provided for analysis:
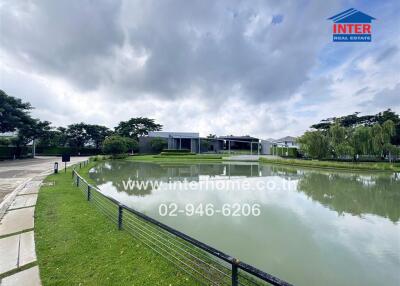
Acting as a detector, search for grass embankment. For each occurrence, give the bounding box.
[126,154,224,163]
[35,164,199,285]
[259,157,400,172]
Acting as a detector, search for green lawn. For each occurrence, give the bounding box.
[35,165,199,285]
[259,157,400,172]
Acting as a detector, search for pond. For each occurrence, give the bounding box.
[89,161,400,286]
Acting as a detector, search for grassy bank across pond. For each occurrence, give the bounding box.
[35,164,199,285]
[259,157,400,172]
[126,154,225,163]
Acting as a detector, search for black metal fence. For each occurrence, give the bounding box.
[72,161,293,286]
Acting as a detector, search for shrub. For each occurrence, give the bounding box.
[0,137,11,146]
[162,149,191,153]
[270,146,298,158]
[150,137,167,153]
[124,137,139,153]
[102,135,128,156]
[0,146,31,159]
[159,152,196,156]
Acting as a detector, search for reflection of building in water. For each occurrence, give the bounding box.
[91,161,400,222]
[224,163,260,177]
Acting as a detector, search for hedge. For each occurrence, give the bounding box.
[270,146,298,157]
[36,146,101,156]
[161,149,191,153]
[0,146,31,159]
[159,152,196,156]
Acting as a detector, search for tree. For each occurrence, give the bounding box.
[310,109,398,132]
[15,119,52,146]
[66,123,91,148]
[150,137,167,153]
[376,110,400,145]
[102,135,128,156]
[115,117,162,139]
[123,137,139,153]
[37,127,69,147]
[328,121,349,157]
[0,90,33,133]
[297,131,330,159]
[85,125,112,149]
[350,126,372,156]
[382,120,396,161]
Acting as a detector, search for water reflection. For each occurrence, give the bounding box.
[90,161,400,222]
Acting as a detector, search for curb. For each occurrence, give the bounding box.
[0,178,32,220]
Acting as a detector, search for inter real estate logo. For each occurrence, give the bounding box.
[328,8,375,42]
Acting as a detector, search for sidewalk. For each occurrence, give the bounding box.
[0,157,89,285]
[0,176,43,286]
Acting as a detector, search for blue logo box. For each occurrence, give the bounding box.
[333,34,371,42]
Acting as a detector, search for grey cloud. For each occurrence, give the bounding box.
[0,0,339,104]
[0,0,124,90]
[365,83,400,109]
[376,46,399,63]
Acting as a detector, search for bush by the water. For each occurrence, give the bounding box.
[162,149,191,153]
[102,135,138,157]
[102,135,127,155]
[149,137,168,153]
[159,151,196,156]
[270,146,298,158]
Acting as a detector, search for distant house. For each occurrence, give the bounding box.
[0,131,17,138]
[274,136,298,148]
[139,131,200,153]
[260,140,274,155]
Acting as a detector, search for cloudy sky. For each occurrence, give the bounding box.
[0,0,399,139]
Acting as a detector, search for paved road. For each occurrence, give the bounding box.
[0,156,89,203]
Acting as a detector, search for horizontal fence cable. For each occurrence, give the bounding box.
[122,209,232,274]
[122,212,231,284]
[122,218,221,285]
[72,169,293,286]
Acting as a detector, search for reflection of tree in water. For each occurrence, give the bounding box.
[297,171,400,222]
[90,161,264,197]
[91,161,400,222]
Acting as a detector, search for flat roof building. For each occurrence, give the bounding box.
[139,131,200,153]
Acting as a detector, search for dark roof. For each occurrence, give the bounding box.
[218,135,259,140]
[328,8,375,23]
[275,136,297,142]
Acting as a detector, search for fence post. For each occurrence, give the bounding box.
[72,170,75,178]
[232,258,239,286]
[118,204,123,230]
[80,162,82,168]
[87,185,91,201]
[76,176,80,187]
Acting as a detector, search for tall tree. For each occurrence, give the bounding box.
[85,125,112,149]
[15,119,52,146]
[115,117,162,139]
[37,127,68,147]
[297,131,330,159]
[351,126,372,155]
[65,123,111,149]
[329,122,353,157]
[66,123,91,148]
[0,90,33,133]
